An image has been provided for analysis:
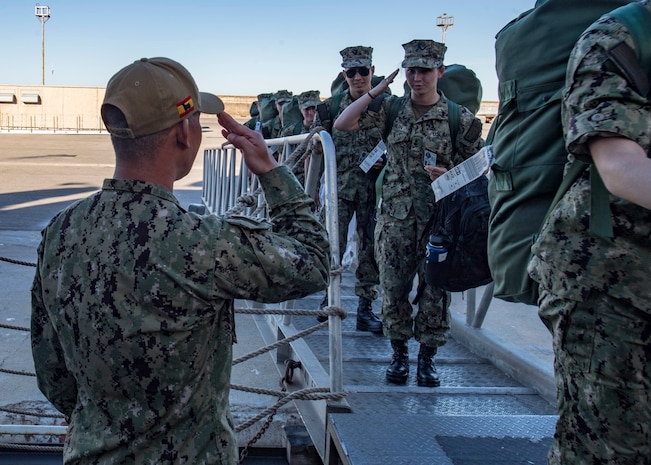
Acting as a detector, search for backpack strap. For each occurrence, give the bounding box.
[541,160,614,239]
[383,96,406,140]
[608,42,650,97]
[367,93,387,113]
[589,165,614,238]
[316,92,346,133]
[316,102,330,131]
[329,92,345,122]
[447,99,461,156]
[608,2,651,75]
[586,2,651,239]
[606,2,651,97]
[383,96,461,153]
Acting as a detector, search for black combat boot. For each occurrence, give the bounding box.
[356,297,383,333]
[386,339,409,384]
[417,344,440,387]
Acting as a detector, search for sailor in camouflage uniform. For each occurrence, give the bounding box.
[529,2,651,463]
[310,46,388,333]
[30,57,330,465]
[336,40,484,386]
[261,89,293,139]
[280,90,321,137]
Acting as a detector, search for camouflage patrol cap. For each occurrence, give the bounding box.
[298,90,321,109]
[401,40,447,69]
[257,92,272,102]
[340,46,373,68]
[101,57,224,139]
[273,90,293,104]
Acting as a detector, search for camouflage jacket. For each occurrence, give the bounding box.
[261,115,282,139]
[529,0,651,311]
[280,120,308,137]
[312,91,388,202]
[380,93,484,224]
[31,165,329,464]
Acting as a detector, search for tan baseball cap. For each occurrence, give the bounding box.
[101,57,224,139]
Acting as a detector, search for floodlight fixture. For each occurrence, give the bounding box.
[35,4,51,86]
[436,13,454,43]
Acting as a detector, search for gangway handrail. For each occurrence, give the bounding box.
[201,127,345,392]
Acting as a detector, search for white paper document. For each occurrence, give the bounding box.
[431,145,494,201]
[359,141,387,173]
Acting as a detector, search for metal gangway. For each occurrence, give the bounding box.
[200,127,502,462]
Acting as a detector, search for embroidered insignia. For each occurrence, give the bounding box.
[176,96,194,118]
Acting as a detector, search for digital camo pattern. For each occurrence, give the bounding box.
[340,45,373,68]
[375,213,450,346]
[314,92,387,203]
[538,290,650,465]
[298,90,320,109]
[529,3,651,463]
[31,165,329,464]
[377,94,483,346]
[401,39,447,69]
[262,114,282,139]
[313,91,388,300]
[272,89,293,104]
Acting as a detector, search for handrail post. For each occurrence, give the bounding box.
[317,130,343,395]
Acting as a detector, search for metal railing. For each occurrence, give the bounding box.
[201,128,348,458]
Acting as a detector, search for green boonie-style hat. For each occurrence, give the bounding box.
[273,90,293,104]
[101,57,224,139]
[298,90,321,109]
[340,45,373,68]
[401,39,447,69]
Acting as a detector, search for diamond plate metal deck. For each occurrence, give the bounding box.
[279,272,558,464]
[325,414,557,465]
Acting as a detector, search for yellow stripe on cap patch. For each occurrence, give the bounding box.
[176,96,195,118]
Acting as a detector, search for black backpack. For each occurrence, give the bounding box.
[424,173,492,293]
[423,99,491,293]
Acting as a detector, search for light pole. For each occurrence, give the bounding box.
[436,12,454,43]
[35,3,51,86]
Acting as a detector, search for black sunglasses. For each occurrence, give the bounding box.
[345,67,371,78]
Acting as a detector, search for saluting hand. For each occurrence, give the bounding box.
[370,69,400,96]
[218,112,279,176]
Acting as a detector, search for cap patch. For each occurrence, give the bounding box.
[176,96,195,118]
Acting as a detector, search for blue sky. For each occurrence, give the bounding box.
[1,1,531,101]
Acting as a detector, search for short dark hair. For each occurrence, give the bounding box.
[103,104,178,159]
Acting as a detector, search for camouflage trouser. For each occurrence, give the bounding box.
[375,210,449,347]
[538,289,650,465]
[322,196,379,301]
